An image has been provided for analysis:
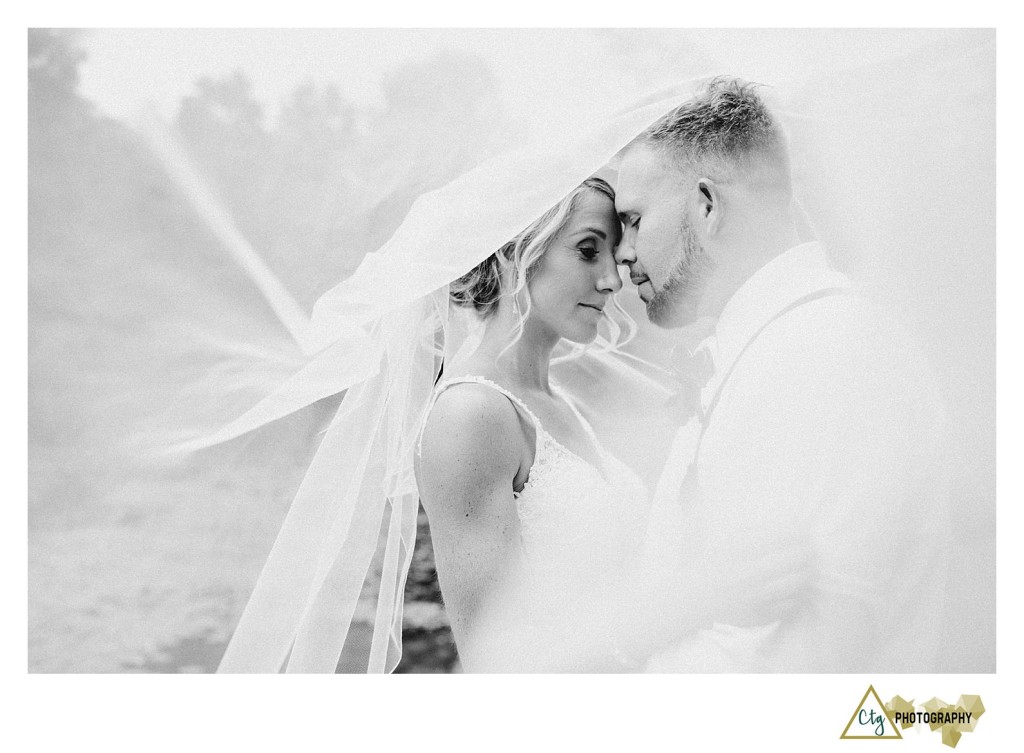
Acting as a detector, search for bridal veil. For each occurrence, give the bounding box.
[142,30,994,672]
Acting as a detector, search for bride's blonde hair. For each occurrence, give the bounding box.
[450,176,635,351]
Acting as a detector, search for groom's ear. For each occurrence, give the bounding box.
[696,178,722,236]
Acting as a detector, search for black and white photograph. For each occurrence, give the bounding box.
[26,26,996,672]
[22,20,1006,749]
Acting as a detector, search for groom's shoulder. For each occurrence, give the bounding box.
[735,291,944,421]
[756,291,927,373]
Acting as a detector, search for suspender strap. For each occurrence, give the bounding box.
[693,286,851,462]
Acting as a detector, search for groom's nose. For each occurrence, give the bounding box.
[614,234,637,268]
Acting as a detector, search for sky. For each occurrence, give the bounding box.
[75,28,957,138]
[77,29,632,136]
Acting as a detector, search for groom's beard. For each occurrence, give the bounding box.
[647,221,714,329]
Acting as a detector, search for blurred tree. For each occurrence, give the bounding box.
[277,82,353,176]
[177,70,266,141]
[373,50,504,197]
[261,82,361,304]
[28,28,92,127]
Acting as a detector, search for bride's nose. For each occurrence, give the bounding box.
[596,255,623,294]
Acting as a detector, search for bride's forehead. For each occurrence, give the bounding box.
[572,190,616,217]
[566,193,619,230]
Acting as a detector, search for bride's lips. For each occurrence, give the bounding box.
[579,302,604,313]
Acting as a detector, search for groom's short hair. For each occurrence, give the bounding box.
[640,77,792,195]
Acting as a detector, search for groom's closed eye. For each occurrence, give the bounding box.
[617,211,640,230]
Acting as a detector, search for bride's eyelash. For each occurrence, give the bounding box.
[577,244,598,260]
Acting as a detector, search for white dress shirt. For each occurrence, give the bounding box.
[647,242,951,672]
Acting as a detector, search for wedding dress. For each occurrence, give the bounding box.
[425,375,649,580]
[422,375,651,671]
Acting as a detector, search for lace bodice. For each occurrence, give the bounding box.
[426,375,650,583]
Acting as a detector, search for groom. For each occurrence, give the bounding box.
[614,77,951,672]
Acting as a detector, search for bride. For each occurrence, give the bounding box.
[416,176,650,671]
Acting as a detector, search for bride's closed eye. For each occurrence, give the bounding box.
[577,243,599,260]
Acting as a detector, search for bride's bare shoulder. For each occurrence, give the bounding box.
[423,381,521,451]
[417,382,528,517]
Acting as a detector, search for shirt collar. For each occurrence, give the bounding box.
[700,242,851,411]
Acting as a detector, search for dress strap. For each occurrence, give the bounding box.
[417,375,545,458]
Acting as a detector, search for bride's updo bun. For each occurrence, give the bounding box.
[450,177,616,318]
[448,251,505,314]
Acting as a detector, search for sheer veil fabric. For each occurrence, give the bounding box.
[145,31,993,672]
[164,85,700,673]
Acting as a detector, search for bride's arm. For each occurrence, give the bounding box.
[416,385,536,672]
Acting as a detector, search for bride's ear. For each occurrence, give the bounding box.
[696,178,722,236]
